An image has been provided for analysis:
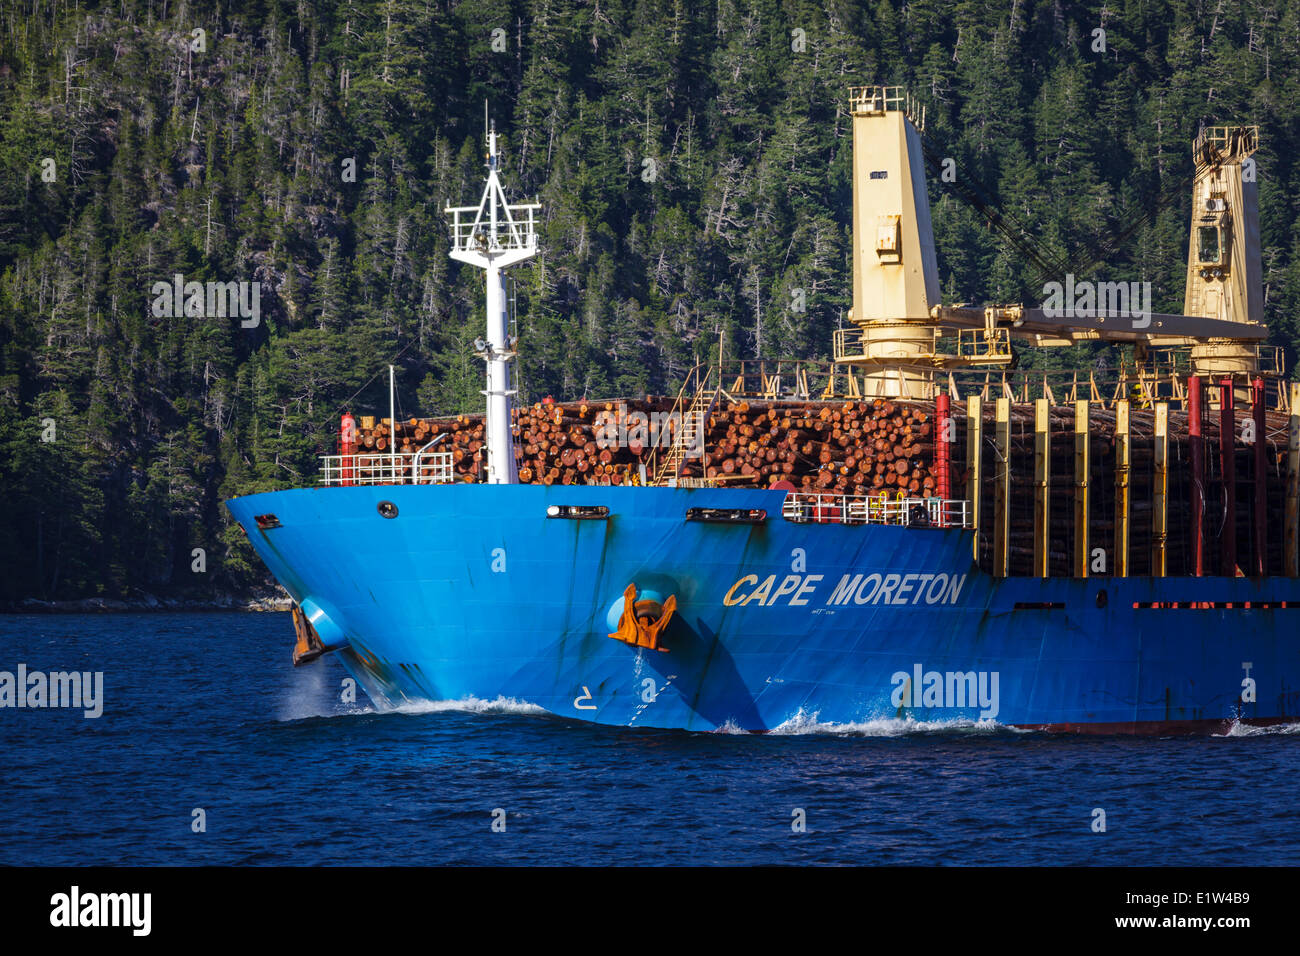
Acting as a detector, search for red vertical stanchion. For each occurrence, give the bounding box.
[341,412,356,487]
[1253,377,1267,576]
[1221,379,1236,576]
[1189,376,1204,576]
[935,392,951,527]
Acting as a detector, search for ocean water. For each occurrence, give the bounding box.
[1,612,1297,866]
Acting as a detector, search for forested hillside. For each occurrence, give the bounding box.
[2,0,1299,601]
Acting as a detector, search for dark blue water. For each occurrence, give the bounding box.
[1,612,1296,865]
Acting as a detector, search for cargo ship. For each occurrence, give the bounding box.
[225,89,1300,734]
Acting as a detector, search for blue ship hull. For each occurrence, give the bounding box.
[224,484,1300,733]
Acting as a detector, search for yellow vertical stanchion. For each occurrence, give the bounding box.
[1287,384,1300,577]
[1074,399,1090,578]
[1034,398,1050,577]
[1114,400,1130,577]
[1152,403,1168,577]
[967,396,983,564]
[994,398,1010,577]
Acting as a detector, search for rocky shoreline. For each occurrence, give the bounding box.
[3,591,293,613]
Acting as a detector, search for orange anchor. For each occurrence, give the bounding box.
[291,604,326,666]
[608,583,676,652]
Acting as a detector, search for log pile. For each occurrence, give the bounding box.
[353,412,490,479]
[346,398,940,493]
[347,394,1300,575]
[697,399,936,495]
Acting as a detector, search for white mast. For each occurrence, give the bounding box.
[445,119,541,484]
[388,364,397,480]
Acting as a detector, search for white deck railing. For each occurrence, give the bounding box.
[319,451,455,486]
[781,493,972,528]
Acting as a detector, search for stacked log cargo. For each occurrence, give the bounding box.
[950,403,1293,579]
[346,395,1293,576]
[697,399,936,496]
[347,398,939,495]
